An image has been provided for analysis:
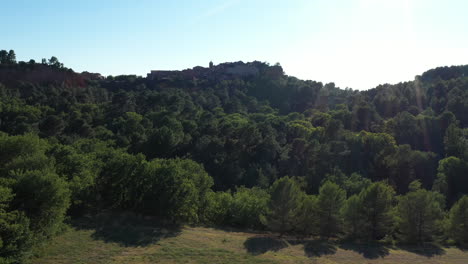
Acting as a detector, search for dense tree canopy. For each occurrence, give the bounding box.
[1,50,468,263]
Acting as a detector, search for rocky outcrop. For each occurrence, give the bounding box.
[0,64,86,87]
[147,61,282,81]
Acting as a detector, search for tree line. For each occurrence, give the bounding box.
[1,132,467,263]
[1,50,468,263]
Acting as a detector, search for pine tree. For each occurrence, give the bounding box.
[396,181,445,243]
[341,194,363,239]
[359,182,396,241]
[7,50,16,64]
[317,181,346,238]
[0,50,8,64]
[294,194,318,237]
[261,177,302,236]
[447,195,468,244]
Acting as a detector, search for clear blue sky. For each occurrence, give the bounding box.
[3,0,468,89]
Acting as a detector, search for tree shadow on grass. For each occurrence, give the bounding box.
[457,243,468,251]
[91,224,181,247]
[397,243,446,257]
[303,240,337,257]
[244,236,288,255]
[72,213,181,247]
[339,242,390,259]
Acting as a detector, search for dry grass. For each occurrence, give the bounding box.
[33,223,468,264]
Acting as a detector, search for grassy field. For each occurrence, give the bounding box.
[33,218,468,264]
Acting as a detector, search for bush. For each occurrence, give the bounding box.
[230,187,269,229]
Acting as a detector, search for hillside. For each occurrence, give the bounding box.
[34,219,468,264]
[1,51,468,263]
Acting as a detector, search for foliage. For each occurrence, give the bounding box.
[317,181,346,238]
[396,181,445,243]
[433,156,468,205]
[137,158,214,223]
[447,195,468,244]
[261,177,302,236]
[343,182,396,241]
[360,182,396,240]
[0,186,32,263]
[294,194,319,236]
[341,195,362,239]
[2,50,468,261]
[201,191,233,226]
[230,187,269,229]
[0,134,70,263]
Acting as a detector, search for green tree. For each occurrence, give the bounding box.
[317,181,346,238]
[347,131,397,182]
[48,56,63,68]
[0,185,32,263]
[144,117,184,158]
[96,150,145,210]
[9,170,70,240]
[261,176,302,236]
[201,191,233,225]
[294,194,318,237]
[0,50,8,64]
[359,182,396,241]
[7,50,16,64]
[137,158,213,223]
[341,194,363,239]
[444,124,465,158]
[447,195,468,244]
[433,157,468,204]
[385,145,417,193]
[396,181,445,243]
[352,102,380,131]
[230,187,269,229]
[324,170,371,196]
[111,112,148,148]
[49,144,99,215]
[0,133,70,262]
[39,115,65,137]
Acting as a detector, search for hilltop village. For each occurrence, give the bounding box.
[147,61,284,81]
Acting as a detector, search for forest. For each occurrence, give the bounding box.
[1,49,468,263]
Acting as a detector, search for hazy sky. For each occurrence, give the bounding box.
[3,0,468,90]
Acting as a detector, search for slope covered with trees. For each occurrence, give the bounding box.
[1,50,468,263]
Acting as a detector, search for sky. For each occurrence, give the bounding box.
[3,0,468,90]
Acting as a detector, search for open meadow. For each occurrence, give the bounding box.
[34,220,468,264]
